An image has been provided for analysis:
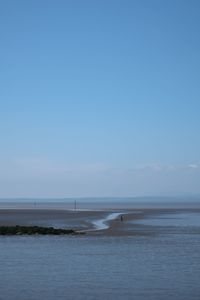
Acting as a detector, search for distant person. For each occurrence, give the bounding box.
[120,215,123,222]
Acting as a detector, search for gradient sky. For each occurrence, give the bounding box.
[0,0,200,197]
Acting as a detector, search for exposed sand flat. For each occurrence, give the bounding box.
[0,209,104,231]
[0,208,199,236]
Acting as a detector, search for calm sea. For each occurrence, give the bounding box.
[0,197,200,209]
[0,207,200,300]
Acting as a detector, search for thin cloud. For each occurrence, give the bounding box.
[188,164,200,169]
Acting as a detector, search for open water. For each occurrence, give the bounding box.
[0,209,200,300]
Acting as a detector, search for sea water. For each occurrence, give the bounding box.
[1,197,200,210]
[0,210,200,300]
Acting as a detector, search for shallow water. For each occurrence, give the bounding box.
[133,212,200,227]
[90,212,123,230]
[1,198,200,210]
[0,212,200,300]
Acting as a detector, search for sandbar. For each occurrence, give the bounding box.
[0,207,199,236]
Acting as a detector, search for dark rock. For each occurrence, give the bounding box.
[0,225,84,235]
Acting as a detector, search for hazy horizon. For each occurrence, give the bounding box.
[0,195,200,202]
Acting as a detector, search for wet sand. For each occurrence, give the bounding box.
[0,207,199,236]
[0,209,104,231]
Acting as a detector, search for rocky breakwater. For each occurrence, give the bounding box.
[0,225,84,235]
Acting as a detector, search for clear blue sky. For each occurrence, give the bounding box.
[0,0,200,197]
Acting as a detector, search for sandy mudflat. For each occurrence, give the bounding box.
[0,208,199,236]
[0,208,146,235]
[88,208,176,236]
[0,209,104,231]
[105,207,200,237]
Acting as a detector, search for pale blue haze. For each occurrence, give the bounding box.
[0,0,200,197]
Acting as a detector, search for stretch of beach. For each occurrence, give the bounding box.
[0,205,200,236]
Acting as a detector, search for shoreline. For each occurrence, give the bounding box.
[0,207,200,236]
